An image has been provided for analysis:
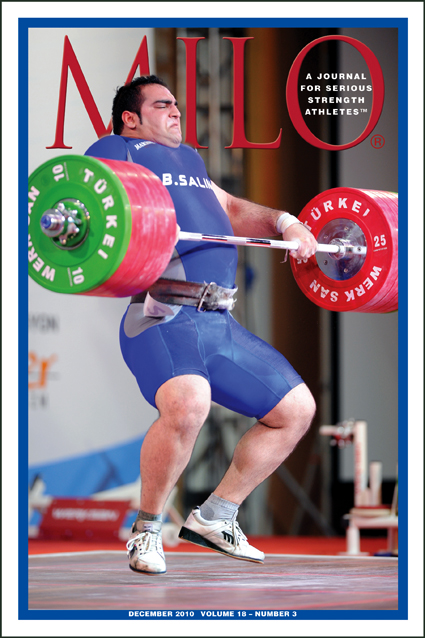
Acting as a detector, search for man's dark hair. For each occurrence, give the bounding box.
[112,75,169,135]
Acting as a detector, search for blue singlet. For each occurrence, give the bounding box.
[85,136,303,419]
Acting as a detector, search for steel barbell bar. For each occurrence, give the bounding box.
[177,230,367,257]
[39,211,367,258]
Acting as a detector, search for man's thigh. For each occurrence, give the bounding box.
[119,307,209,407]
[201,313,304,420]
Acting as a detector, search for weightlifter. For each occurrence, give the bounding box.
[85,75,317,574]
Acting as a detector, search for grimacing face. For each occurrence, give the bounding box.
[126,83,182,147]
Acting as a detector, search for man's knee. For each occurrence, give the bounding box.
[155,374,211,433]
[291,383,316,423]
[261,383,316,434]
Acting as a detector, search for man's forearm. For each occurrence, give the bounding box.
[227,194,289,238]
[226,193,317,260]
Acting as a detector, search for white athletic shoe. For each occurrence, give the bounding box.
[126,521,166,574]
[179,507,265,563]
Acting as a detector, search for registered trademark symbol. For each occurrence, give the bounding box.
[371,134,385,149]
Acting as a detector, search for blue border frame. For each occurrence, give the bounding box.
[20,16,408,621]
[396,15,408,620]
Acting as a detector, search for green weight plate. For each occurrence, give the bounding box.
[28,155,132,293]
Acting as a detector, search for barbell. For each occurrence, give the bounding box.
[28,155,398,313]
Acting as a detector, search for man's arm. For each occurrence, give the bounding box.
[211,182,317,259]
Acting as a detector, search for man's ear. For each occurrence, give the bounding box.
[122,111,140,129]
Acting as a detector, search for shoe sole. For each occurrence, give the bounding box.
[179,526,264,563]
[129,564,167,575]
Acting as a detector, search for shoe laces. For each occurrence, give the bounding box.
[126,529,161,554]
[225,518,248,547]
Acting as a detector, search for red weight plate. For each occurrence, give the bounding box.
[86,159,176,297]
[358,192,398,313]
[337,190,398,313]
[366,288,398,313]
[94,160,175,296]
[88,174,150,295]
[290,188,398,312]
[361,265,398,313]
[319,190,397,312]
[110,166,166,293]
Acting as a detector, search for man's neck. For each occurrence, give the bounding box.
[120,130,144,139]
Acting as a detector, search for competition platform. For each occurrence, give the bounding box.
[28,535,398,612]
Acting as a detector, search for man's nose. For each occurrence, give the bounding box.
[171,104,181,118]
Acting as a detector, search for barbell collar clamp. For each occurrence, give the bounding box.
[39,199,90,250]
[329,238,367,258]
[40,210,67,236]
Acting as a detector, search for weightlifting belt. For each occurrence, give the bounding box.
[130,278,238,311]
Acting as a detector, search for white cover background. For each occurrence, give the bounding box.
[3,3,423,637]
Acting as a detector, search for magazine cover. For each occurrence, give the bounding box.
[2,2,424,636]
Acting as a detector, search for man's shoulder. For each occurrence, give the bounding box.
[177,143,199,155]
[85,135,128,160]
